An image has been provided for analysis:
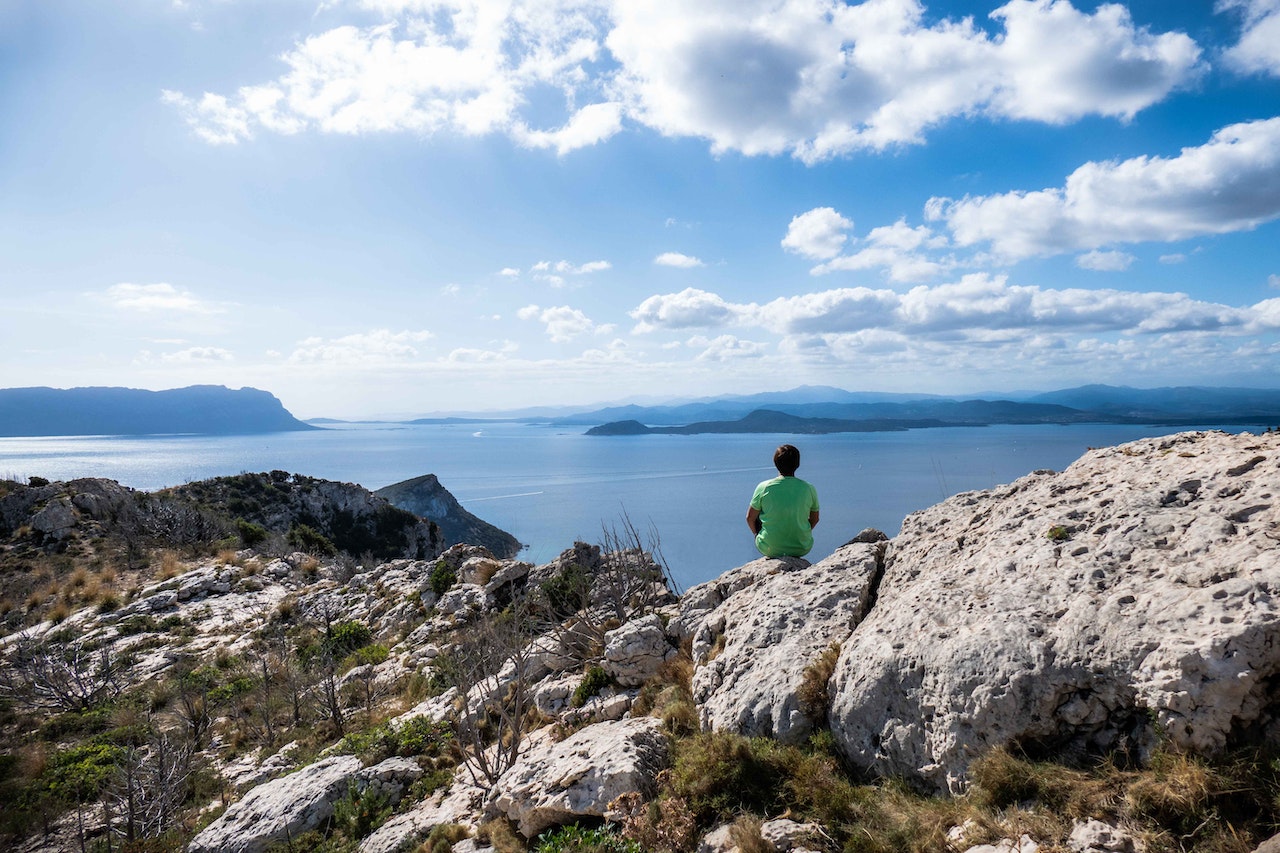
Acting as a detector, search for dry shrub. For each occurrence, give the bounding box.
[613,786,698,853]
[634,651,697,736]
[970,746,1113,818]
[476,818,526,853]
[727,815,772,853]
[416,822,470,853]
[157,550,182,579]
[796,642,841,722]
[47,601,70,623]
[69,567,89,589]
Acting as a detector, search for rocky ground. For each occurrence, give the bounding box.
[2,430,1279,853]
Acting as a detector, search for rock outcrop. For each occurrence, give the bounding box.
[679,544,882,743]
[376,474,522,558]
[486,717,671,836]
[829,430,1280,792]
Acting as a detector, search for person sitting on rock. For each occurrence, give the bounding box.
[746,443,820,558]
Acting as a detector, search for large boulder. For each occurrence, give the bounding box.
[487,716,670,837]
[829,430,1280,792]
[188,755,361,853]
[682,545,881,743]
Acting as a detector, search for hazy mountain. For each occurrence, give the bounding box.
[1028,385,1280,418]
[0,385,316,437]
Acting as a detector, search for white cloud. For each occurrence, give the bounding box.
[165,3,620,152]
[499,267,521,277]
[1076,250,1136,271]
[1270,273,1280,288]
[518,304,607,341]
[632,275,1280,339]
[781,207,853,260]
[168,0,1202,160]
[607,0,1200,161]
[161,346,234,363]
[1220,0,1280,76]
[531,259,612,286]
[810,220,950,282]
[1159,253,1187,264]
[929,117,1280,259]
[630,288,748,333]
[654,252,704,268]
[288,329,433,364]
[690,334,768,361]
[103,282,225,314]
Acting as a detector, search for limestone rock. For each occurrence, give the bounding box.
[359,765,487,853]
[487,716,670,837]
[603,614,676,687]
[830,430,1280,792]
[357,756,424,804]
[188,755,361,853]
[1068,819,1144,853]
[684,544,881,743]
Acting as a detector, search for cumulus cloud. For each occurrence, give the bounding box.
[167,0,1202,160]
[103,282,225,314]
[782,208,853,260]
[630,287,748,333]
[499,267,521,277]
[1076,250,1136,271]
[632,275,1280,339]
[654,252,705,268]
[929,117,1280,259]
[288,329,433,364]
[518,304,610,341]
[1220,0,1280,76]
[810,220,951,282]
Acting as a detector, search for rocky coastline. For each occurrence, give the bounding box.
[1,430,1279,853]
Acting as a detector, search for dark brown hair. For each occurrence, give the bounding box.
[774,444,800,476]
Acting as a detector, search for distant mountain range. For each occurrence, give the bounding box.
[5,383,1279,439]
[579,385,1280,436]
[0,386,315,437]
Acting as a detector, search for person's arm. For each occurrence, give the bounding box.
[808,509,820,529]
[746,507,762,535]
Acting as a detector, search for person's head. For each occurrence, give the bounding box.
[773,444,800,476]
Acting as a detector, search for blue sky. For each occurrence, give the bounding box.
[2,0,1279,418]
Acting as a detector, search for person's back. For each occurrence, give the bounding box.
[747,444,820,558]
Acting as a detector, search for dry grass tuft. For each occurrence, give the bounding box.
[796,641,841,722]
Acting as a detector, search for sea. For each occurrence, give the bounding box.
[0,422,1262,590]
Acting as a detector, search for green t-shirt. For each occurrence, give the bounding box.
[750,475,819,557]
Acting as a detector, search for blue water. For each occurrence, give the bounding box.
[0,423,1256,588]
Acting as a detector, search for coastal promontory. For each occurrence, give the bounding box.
[0,385,315,437]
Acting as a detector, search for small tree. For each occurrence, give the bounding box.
[447,597,541,787]
[1,637,123,713]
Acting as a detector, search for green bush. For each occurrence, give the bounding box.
[236,519,269,548]
[288,523,337,556]
[533,823,644,853]
[430,561,457,597]
[330,781,392,840]
[572,666,613,708]
[325,620,373,658]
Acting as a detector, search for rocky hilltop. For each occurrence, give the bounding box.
[1,430,1279,853]
[375,475,521,559]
